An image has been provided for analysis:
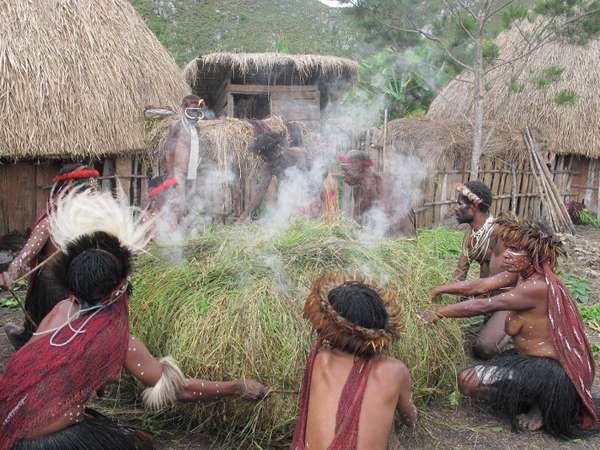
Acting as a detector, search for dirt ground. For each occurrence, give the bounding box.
[1,226,600,449]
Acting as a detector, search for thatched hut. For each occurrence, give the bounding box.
[183,52,358,129]
[0,0,189,235]
[375,118,535,227]
[428,24,600,213]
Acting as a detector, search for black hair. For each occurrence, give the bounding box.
[327,282,388,330]
[464,180,493,212]
[148,176,165,190]
[54,232,132,309]
[247,131,286,161]
[182,94,202,107]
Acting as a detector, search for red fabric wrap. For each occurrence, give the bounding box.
[291,341,374,450]
[544,265,597,429]
[148,178,178,198]
[53,169,100,183]
[336,154,374,167]
[0,295,130,450]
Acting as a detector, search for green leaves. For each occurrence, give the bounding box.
[534,65,565,89]
[563,274,591,304]
[554,89,579,106]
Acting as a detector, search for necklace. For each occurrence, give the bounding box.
[464,216,496,262]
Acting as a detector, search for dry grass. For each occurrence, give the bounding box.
[428,20,600,157]
[124,220,466,447]
[0,0,189,159]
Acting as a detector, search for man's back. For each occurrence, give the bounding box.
[304,348,415,450]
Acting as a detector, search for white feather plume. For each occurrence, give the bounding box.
[49,187,153,254]
[141,356,185,411]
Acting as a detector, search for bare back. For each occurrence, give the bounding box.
[304,348,415,450]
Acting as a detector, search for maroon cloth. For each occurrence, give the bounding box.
[291,341,374,450]
[0,295,130,450]
[544,265,597,429]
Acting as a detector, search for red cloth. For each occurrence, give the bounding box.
[0,295,130,450]
[544,265,597,429]
[291,341,374,450]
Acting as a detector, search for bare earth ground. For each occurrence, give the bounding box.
[1,226,600,449]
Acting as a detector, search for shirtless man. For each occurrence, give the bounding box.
[237,128,310,223]
[0,163,99,349]
[337,150,415,236]
[291,275,417,450]
[424,219,597,437]
[432,184,518,359]
[0,188,266,449]
[161,95,206,220]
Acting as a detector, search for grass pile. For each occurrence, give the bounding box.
[127,219,466,446]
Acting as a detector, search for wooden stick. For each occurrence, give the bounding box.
[11,249,61,285]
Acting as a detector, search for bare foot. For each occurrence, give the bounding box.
[517,405,543,431]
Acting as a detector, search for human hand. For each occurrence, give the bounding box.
[0,272,13,290]
[237,379,267,400]
[420,310,441,325]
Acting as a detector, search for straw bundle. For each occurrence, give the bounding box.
[428,21,600,157]
[0,0,188,159]
[128,220,466,447]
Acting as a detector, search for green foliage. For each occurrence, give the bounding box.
[534,65,565,88]
[554,89,579,106]
[448,389,461,407]
[579,210,600,227]
[0,295,20,309]
[579,305,600,332]
[563,274,592,304]
[482,40,500,61]
[507,74,526,92]
[501,3,531,29]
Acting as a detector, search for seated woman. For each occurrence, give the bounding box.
[291,275,417,450]
[0,189,266,450]
[424,219,597,437]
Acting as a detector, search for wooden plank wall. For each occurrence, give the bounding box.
[0,161,61,235]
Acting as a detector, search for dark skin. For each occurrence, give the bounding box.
[424,246,557,431]
[237,146,310,223]
[304,347,417,450]
[25,298,267,439]
[340,162,414,236]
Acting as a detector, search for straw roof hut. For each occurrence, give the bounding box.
[183,52,358,128]
[428,24,600,212]
[0,0,189,235]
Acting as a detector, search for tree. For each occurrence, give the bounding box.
[343,1,600,177]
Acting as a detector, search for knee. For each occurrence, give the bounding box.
[458,369,479,398]
[473,338,499,360]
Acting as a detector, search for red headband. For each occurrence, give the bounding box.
[336,154,374,167]
[53,169,100,183]
[147,178,178,198]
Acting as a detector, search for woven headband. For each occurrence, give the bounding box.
[148,178,178,198]
[456,183,488,207]
[53,169,100,183]
[336,154,374,167]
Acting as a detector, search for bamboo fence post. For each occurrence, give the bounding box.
[510,163,517,214]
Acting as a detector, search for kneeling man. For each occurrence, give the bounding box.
[291,275,417,450]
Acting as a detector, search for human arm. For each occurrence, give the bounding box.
[1,216,50,289]
[124,335,267,406]
[425,281,545,323]
[431,271,518,301]
[237,164,273,223]
[395,363,417,429]
[453,254,470,281]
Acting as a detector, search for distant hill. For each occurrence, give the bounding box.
[130,0,364,66]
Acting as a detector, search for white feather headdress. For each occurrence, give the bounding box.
[49,187,153,254]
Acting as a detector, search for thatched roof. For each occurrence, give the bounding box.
[183,52,358,108]
[428,23,600,157]
[378,118,526,170]
[0,0,189,160]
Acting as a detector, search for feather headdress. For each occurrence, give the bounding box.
[49,187,153,254]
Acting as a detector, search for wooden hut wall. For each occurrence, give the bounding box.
[0,161,61,235]
[561,155,600,213]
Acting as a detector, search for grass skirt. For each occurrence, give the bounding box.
[10,410,156,450]
[471,351,585,438]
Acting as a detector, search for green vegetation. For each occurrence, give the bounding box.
[130,0,366,65]
[563,274,592,304]
[579,210,600,227]
[579,305,600,333]
[507,74,526,93]
[534,65,565,89]
[126,220,465,446]
[554,89,579,106]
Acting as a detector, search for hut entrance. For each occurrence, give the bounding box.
[233,94,271,119]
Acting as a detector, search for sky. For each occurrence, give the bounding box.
[317,0,354,7]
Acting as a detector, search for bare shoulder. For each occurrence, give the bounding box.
[372,357,409,382]
[36,299,74,332]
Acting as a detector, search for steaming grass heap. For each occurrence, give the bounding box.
[128,219,465,446]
